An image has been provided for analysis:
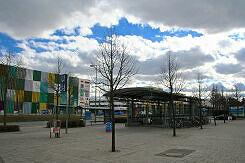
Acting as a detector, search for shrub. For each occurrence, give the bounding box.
[0,125,20,132]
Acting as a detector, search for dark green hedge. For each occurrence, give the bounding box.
[212,110,229,116]
[115,118,127,123]
[0,125,20,132]
[47,119,85,128]
[0,115,80,123]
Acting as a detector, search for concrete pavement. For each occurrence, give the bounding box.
[0,120,245,162]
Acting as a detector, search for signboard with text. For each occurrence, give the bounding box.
[230,106,244,117]
[78,79,90,107]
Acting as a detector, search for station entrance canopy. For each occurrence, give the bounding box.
[104,87,189,102]
[104,87,199,127]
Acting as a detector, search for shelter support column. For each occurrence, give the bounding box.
[127,99,134,126]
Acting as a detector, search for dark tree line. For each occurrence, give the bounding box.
[209,83,243,120]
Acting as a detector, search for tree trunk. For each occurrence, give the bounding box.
[110,95,115,152]
[56,89,59,121]
[3,98,7,127]
[170,90,176,136]
[3,80,8,127]
[199,103,203,129]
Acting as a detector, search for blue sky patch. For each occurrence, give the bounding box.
[228,33,245,41]
[217,50,229,58]
[26,37,71,53]
[52,27,80,37]
[86,17,203,43]
[0,32,24,56]
[136,81,153,86]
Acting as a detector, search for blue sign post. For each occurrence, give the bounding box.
[105,122,112,132]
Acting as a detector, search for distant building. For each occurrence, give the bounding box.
[89,97,128,110]
[0,64,90,114]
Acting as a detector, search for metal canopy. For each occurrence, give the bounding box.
[104,87,189,102]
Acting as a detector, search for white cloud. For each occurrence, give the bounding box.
[110,0,245,33]
[1,0,244,97]
[0,0,123,39]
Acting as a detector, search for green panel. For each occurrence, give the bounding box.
[33,70,41,81]
[72,86,78,106]
[16,79,25,90]
[47,93,54,103]
[40,82,48,93]
[69,77,75,86]
[69,107,73,113]
[80,90,84,96]
[0,88,4,101]
[73,86,78,98]
[0,64,6,77]
[72,77,79,87]
[61,92,67,105]
[7,100,14,113]
[7,79,16,90]
[55,74,60,84]
[0,77,6,90]
[31,103,37,113]
[24,91,32,102]
[9,66,17,78]
[40,92,47,103]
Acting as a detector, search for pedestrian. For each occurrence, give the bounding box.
[147,117,152,125]
[229,115,232,122]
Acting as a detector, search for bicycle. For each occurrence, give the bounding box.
[191,118,200,127]
[168,119,184,128]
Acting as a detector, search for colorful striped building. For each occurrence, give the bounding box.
[0,64,90,114]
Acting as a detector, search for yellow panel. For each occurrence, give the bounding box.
[40,103,47,110]
[54,94,61,105]
[48,73,55,83]
[14,90,24,102]
[32,92,40,103]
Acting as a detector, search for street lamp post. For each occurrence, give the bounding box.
[90,64,97,123]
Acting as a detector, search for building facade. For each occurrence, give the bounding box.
[0,64,90,114]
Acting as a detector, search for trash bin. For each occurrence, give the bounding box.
[80,118,86,127]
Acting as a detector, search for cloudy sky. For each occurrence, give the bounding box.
[0,0,245,96]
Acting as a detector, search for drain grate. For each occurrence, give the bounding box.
[156,149,195,158]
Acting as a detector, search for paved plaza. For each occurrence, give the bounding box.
[0,119,245,163]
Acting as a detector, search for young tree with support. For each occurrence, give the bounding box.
[93,30,137,152]
[50,56,63,137]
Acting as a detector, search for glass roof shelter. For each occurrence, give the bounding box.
[104,87,199,127]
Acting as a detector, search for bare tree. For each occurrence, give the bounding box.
[93,30,137,152]
[0,50,23,127]
[160,51,185,136]
[54,56,63,120]
[233,83,241,118]
[192,73,208,129]
[220,86,228,123]
[209,84,220,126]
